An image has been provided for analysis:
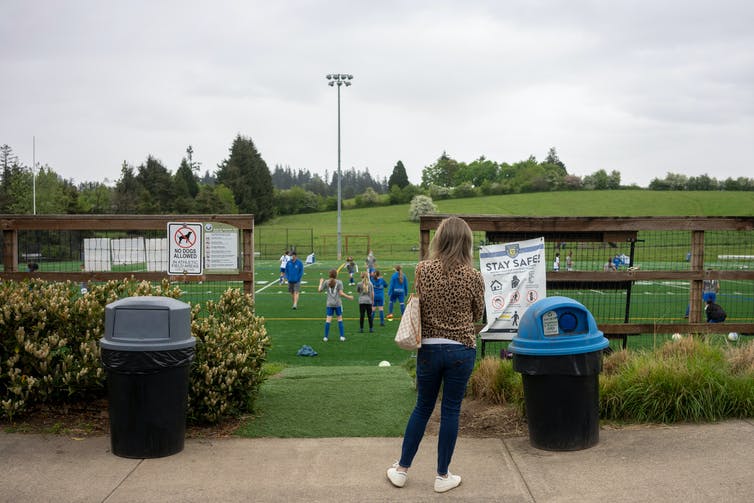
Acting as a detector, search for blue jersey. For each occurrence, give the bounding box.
[388,272,408,297]
[285,259,304,283]
[371,277,387,299]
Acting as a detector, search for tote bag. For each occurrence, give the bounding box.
[394,294,421,350]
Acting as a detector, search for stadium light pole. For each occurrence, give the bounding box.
[326,73,353,261]
[32,136,36,215]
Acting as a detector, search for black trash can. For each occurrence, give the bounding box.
[509,296,609,451]
[100,296,196,458]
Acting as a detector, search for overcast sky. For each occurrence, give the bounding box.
[2,0,753,188]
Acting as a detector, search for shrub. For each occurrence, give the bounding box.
[0,278,180,420]
[388,184,421,205]
[354,187,383,208]
[408,195,438,222]
[600,337,754,423]
[188,288,270,423]
[452,182,479,199]
[1,278,269,425]
[469,338,754,425]
[427,184,452,200]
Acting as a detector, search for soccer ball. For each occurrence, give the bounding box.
[80,287,88,295]
[378,360,391,367]
[671,333,682,341]
[728,332,739,342]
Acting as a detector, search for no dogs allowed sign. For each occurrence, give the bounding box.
[168,222,203,275]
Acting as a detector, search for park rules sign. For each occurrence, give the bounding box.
[479,237,546,333]
[168,222,203,275]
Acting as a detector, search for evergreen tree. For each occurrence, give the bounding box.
[1,163,31,213]
[186,145,201,172]
[0,144,19,211]
[174,158,197,213]
[136,156,175,213]
[544,147,567,173]
[201,170,216,186]
[1,144,18,169]
[388,160,410,189]
[113,162,143,213]
[216,135,274,222]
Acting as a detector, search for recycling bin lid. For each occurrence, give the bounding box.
[100,296,195,351]
[509,296,609,356]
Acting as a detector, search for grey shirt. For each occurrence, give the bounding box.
[320,279,345,307]
[357,282,373,304]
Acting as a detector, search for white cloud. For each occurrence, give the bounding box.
[1,0,752,188]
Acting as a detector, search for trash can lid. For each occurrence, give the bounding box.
[100,296,195,351]
[509,296,609,356]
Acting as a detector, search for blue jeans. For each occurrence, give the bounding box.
[399,343,476,475]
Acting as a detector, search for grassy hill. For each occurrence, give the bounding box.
[257,190,754,256]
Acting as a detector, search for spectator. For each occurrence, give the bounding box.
[386,216,484,494]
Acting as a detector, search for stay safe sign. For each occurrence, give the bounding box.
[479,237,546,333]
[168,222,203,275]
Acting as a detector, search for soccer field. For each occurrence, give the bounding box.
[249,257,754,363]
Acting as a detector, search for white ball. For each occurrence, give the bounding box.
[80,287,88,295]
[378,360,391,367]
[671,333,682,341]
[728,332,739,342]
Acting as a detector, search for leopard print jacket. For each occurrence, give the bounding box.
[415,259,485,347]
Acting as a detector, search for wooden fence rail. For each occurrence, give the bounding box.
[1,214,255,294]
[421,215,754,347]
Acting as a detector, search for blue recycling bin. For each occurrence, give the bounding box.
[510,296,609,451]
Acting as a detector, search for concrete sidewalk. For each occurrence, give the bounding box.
[2,420,753,502]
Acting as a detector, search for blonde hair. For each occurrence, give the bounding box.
[430,216,474,268]
[360,271,371,292]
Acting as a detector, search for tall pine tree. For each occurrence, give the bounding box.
[388,160,410,189]
[216,135,274,222]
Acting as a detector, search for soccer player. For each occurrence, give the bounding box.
[319,269,354,341]
[387,265,409,320]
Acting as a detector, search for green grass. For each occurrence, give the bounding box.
[258,190,754,250]
[235,365,416,437]
[238,258,423,437]
[255,260,412,367]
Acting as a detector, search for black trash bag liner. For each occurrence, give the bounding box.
[513,350,603,376]
[101,347,195,375]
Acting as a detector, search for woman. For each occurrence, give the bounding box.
[386,265,408,320]
[386,216,485,493]
[318,269,353,342]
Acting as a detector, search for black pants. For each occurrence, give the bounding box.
[359,303,373,330]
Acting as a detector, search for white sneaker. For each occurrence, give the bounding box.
[434,472,461,493]
[339,336,346,342]
[386,462,407,488]
[323,337,328,342]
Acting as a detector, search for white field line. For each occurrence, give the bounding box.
[255,263,315,295]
